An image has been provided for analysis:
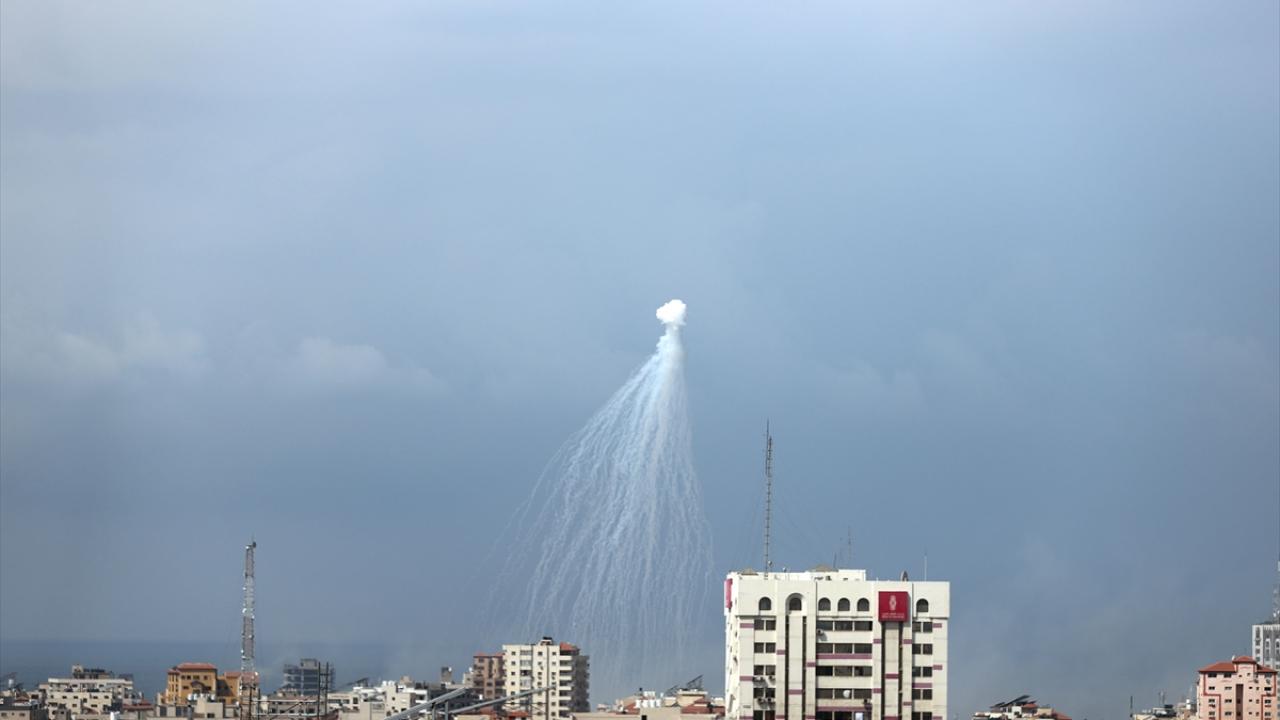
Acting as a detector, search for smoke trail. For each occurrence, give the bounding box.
[492,299,713,698]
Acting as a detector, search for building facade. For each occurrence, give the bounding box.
[502,638,589,720]
[1257,624,1280,672]
[281,660,334,698]
[38,666,140,715]
[1196,657,1277,720]
[470,654,505,700]
[1252,562,1280,668]
[724,567,949,720]
[162,664,239,707]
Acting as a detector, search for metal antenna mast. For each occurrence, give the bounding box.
[1272,558,1280,622]
[764,422,773,575]
[242,540,256,674]
[240,539,258,720]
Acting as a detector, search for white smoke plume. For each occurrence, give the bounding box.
[488,300,713,699]
[656,298,687,327]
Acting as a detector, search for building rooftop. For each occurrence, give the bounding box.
[1198,656,1277,674]
[170,663,218,673]
[727,568,870,582]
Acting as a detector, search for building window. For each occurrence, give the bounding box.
[916,599,929,614]
[759,598,772,612]
[837,598,851,612]
[819,598,831,612]
[911,644,933,655]
[913,621,933,633]
[857,598,870,612]
[753,642,776,653]
[787,596,803,612]
[912,667,933,678]
[912,689,933,700]
[754,618,777,631]
[855,621,872,631]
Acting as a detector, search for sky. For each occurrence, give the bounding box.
[1,1,1278,717]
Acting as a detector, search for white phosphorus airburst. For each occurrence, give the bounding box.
[492,299,712,697]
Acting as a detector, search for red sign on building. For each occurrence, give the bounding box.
[878,591,909,622]
[725,578,733,610]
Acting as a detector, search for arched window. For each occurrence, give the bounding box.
[856,598,870,612]
[818,598,831,612]
[787,595,803,612]
[916,598,929,614]
[837,598,851,612]
[758,597,772,612]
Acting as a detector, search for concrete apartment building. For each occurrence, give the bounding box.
[470,654,505,700]
[0,700,47,720]
[39,666,141,716]
[724,567,949,720]
[162,664,240,707]
[1253,564,1280,669]
[281,660,334,697]
[502,638,589,720]
[1197,657,1277,720]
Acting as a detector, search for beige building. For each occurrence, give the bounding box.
[162,665,241,708]
[0,700,47,720]
[724,567,949,720]
[574,688,723,720]
[471,654,505,701]
[502,638,590,720]
[164,665,218,706]
[1197,657,1277,720]
[38,666,141,716]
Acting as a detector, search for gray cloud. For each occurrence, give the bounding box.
[1,2,1276,718]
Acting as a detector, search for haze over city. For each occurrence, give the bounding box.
[1,3,1278,720]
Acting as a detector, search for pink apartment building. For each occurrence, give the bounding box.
[1197,656,1277,720]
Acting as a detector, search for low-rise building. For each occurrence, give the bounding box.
[1196,656,1277,720]
[573,688,724,720]
[0,699,48,720]
[162,664,241,708]
[39,666,141,716]
[973,697,1071,720]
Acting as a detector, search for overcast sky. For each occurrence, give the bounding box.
[2,2,1278,717]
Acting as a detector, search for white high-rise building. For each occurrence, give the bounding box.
[1252,561,1280,667]
[502,637,589,720]
[724,567,949,720]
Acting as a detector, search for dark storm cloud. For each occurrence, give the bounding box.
[2,2,1277,717]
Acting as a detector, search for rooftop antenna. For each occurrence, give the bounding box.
[763,421,773,575]
[1272,557,1280,622]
